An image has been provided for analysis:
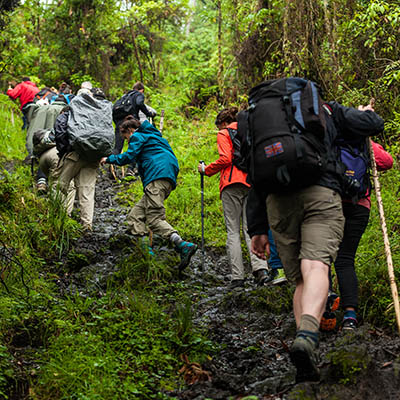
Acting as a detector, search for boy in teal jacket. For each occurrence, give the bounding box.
[101,117,197,271]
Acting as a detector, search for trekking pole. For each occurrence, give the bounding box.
[159,109,165,133]
[199,161,206,287]
[367,102,400,332]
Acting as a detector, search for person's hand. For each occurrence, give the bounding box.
[358,104,374,112]
[100,157,108,166]
[251,234,270,259]
[198,162,205,174]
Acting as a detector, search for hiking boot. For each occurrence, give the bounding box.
[289,330,320,383]
[320,311,337,332]
[254,268,277,286]
[327,291,340,312]
[176,241,197,271]
[342,317,357,332]
[272,269,288,285]
[319,291,340,331]
[229,279,245,290]
[36,182,48,194]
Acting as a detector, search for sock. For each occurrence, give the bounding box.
[299,314,320,333]
[344,309,357,321]
[170,232,183,246]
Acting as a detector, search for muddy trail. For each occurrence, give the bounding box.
[30,168,400,399]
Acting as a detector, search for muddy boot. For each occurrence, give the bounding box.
[175,241,197,272]
[341,310,358,332]
[253,268,277,287]
[289,330,320,383]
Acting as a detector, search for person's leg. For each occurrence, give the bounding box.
[145,179,197,269]
[221,185,246,281]
[145,180,176,238]
[335,203,370,328]
[126,195,148,236]
[74,161,98,230]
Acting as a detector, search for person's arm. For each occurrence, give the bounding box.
[6,83,22,99]
[106,132,145,166]
[372,141,393,171]
[247,186,270,259]
[204,130,232,177]
[330,101,384,137]
[136,93,154,118]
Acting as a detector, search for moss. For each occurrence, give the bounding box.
[327,344,370,384]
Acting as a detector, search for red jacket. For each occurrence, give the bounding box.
[7,81,39,109]
[353,141,393,209]
[204,122,250,194]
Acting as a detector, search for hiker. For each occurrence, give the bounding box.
[50,82,74,104]
[54,88,114,231]
[245,77,384,383]
[330,130,393,331]
[198,107,285,289]
[33,131,76,214]
[27,94,71,192]
[100,116,197,271]
[76,81,93,96]
[112,82,156,176]
[34,87,58,105]
[6,77,39,130]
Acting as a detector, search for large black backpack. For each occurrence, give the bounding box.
[238,77,329,193]
[112,90,139,123]
[226,127,247,177]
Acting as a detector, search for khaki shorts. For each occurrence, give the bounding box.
[267,185,345,282]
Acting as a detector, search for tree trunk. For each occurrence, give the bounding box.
[129,21,144,83]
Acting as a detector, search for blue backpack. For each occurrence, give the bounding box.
[338,138,370,201]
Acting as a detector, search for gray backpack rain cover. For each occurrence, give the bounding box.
[67,93,115,161]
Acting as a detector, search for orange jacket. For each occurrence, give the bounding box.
[204,122,249,194]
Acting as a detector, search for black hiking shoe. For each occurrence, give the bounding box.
[228,279,245,290]
[342,317,357,332]
[289,330,320,383]
[254,268,277,287]
[176,241,197,272]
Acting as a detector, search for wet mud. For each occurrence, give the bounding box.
[4,163,400,399]
[86,170,400,399]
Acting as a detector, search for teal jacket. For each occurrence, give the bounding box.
[106,121,179,189]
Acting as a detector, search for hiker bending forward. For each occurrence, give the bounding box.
[246,90,384,383]
[101,116,197,271]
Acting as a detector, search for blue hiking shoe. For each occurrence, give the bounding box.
[176,241,197,272]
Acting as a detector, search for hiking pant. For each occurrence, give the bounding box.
[333,203,370,310]
[55,151,98,229]
[267,185,344,283]
[127,179,177,239]
[221,183,268,280]
[40,147,76,215]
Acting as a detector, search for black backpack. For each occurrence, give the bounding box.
[238,77,330,193]
[112,90,138,122]
[226,127,247,179]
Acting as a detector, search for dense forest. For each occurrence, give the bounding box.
[1,0,400,399]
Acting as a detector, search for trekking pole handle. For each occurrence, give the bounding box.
[199,160,205,175]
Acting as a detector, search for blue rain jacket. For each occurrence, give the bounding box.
[106,120,179,190]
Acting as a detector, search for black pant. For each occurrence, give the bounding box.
[333,202,370,310]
